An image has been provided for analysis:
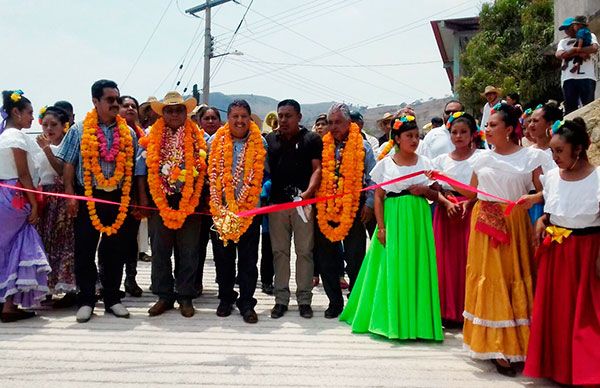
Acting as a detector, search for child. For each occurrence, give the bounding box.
[563,16,593,74]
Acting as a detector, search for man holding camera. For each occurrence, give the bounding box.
[266,99,322,319]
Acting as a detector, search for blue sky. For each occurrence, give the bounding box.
[1,0,484,122]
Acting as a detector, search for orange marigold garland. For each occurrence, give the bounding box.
[316,122,365,242]
[208,121,265,245]
[378,139,395,161]
[81,110,134,235]
[143,118,207,230]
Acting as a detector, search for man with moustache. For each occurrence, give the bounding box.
[58,79,138,323]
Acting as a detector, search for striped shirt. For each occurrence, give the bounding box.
[57,120,138,187]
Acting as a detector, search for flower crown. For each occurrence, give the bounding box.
[391,114,415,130]
[38,105,48,125]
[446,111,465,128]
[10,90,24,103]
[521,104,543,119]
[551,120,564,134]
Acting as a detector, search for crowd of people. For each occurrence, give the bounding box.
[0,16,599,387]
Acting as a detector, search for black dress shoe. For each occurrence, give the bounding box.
[125,280,143,297]
[299,304,313,319]
[216,301,234,317]
[324,306,342,319]
[270,304,288,319]
[261,283,274,295]
[492,359,517,377]
[242,309,258,324]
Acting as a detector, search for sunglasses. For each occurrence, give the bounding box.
[444,110,461,115]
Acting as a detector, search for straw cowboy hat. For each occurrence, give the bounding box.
[376,112,394,128]
[189,103,208,117]
[139,96,158,112]
[480,85,502,97]
[262,111,278,133]
[151,91,197,116]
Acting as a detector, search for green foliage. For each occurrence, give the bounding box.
[457,0,562,114]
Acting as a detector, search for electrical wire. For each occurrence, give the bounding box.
[122,0,174,88]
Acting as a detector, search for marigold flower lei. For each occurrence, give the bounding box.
[378,140,395,161]
[142,118,207,229]
[208,121,265,245]
[81,109,134,235]
[316,122,365,242]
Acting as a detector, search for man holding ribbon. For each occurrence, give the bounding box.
[135,91,208,318]
[208,100,266,324]
[314,102,376,319]
[59,79,138,323]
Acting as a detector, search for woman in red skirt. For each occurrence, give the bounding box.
[431,112,481,326]
[524,117,600,386]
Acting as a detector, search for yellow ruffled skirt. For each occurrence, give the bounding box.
[463,201,534,362]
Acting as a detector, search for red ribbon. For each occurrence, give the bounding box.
[0,169,520,218]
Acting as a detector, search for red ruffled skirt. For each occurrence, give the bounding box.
[524,230,600,386]
[433,198,471,323]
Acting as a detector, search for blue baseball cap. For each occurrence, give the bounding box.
[559,17,575,31]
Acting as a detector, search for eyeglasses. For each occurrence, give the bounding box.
[444,110,460,115]
[102,96,119,104]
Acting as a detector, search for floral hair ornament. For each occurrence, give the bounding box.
[10,90,24,103]
[490,102,503,114]
[38,105,48,125]
[446,111,465,128]
[551,120,564,135]
[391,114,415,130]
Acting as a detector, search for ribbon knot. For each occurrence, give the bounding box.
[543,225,572,246]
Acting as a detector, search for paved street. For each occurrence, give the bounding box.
[0,245,555,387]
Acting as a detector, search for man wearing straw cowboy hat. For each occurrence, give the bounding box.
[480,85,501,130]
[135,91,206,318]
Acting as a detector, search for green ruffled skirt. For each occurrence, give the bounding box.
[339,195,444,341]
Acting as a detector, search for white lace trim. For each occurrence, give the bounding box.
[19,259,50,267]
[0,274,17,289]
[0,285,49,303]
[463,311,530,327]
[463,343,526,362]
[51,283,77,294]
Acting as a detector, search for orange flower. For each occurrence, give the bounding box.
[316,122,365,242]
[208,121,265,245]
[143,118,207,230]
[82,110,134,235]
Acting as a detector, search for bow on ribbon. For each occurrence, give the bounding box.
[543,225,572,246]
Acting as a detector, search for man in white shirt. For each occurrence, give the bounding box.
[555,16,599,114]
[417,99,463,159]
[480,85,501,130]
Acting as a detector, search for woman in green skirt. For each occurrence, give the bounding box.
[340,115,451,341]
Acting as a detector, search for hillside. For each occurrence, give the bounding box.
[199,92,451,134]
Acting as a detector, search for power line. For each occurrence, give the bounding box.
[211,1,477,99]
[228,58,440,68]
[209,0,254,81]
[122,0,174,88]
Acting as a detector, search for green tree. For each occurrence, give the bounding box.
[457,0,561,114]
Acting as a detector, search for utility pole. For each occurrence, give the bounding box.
[186,0,235,105]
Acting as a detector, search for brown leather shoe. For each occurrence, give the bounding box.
[148,299,174,317]
[179,299,195,318]
[242,309,258,324]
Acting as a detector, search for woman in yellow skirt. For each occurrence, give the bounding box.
[439,103,551,376]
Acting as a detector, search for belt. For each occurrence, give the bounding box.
[386,190,411,198]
